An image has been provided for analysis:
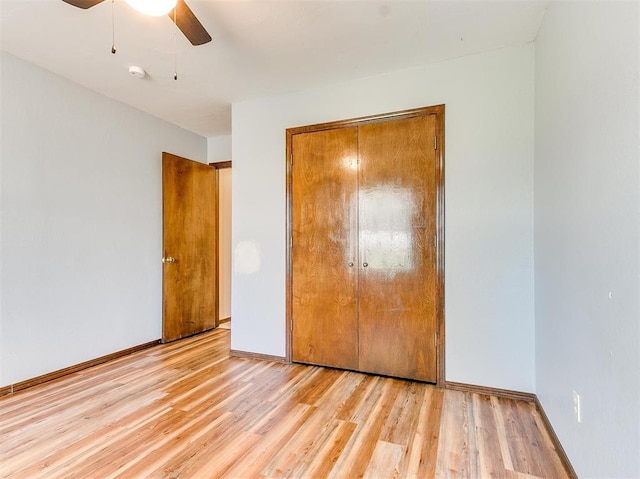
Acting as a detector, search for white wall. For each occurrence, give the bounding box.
[207,135,232,163]
[0,53,207,387]
[232,45,536,392]
[534,2,640,477]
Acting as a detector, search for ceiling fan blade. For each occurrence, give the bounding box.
[61,0,105,9]
[168,0,212,46]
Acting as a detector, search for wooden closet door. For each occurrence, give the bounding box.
[357,115,438,382]
[291,127,359,369]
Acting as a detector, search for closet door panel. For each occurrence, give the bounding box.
[291,128,359,369]
[358,115,438,382]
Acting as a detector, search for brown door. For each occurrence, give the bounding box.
[357,115,438,382]
[288,106,443,383]
[291,127,359,369]
[162,152,217,343]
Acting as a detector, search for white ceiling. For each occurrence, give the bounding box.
[0,0,548,138]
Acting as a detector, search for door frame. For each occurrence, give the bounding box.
[285,105,446,386]
[210,161,232,325]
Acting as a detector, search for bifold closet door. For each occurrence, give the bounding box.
[358,115,438,382]
[291,127,359,370]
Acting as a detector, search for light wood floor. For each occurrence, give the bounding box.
[0,329,569,479]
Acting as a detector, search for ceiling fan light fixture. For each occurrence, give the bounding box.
[125,0,177,16]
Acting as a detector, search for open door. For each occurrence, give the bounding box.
[162,152,217,343]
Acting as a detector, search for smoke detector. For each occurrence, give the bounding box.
[128,66,146,79]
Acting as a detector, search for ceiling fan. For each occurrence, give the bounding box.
[62,0,212,46]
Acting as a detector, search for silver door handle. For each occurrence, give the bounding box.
[162,256,176,264]
[363,262,368,268]
[348,262,354,267]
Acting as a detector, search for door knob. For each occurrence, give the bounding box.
[162,256,176,264]
[348,262,354,267]
[363,262,368,268]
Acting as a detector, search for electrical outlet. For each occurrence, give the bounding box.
[572,390,582,423]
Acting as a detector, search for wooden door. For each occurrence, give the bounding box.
[291,127,359,369]
[357,115,438,382]
[162,152,217,343]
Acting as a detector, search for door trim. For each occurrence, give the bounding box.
[210,161,232,170]
[210,161,232,328]
[285,105,446,385]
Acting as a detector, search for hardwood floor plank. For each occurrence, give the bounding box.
[264,417,344,477]
[405,386,444,478]
[171,430,264,478]
[504,398,541,476]
[302,419,358,478]
[490,395,515,471]
[0,329,572,479]
[529,402,570,478]
[380,381,424,446]
[364,440,405,478]
[10,402,173,479]
[3,386,166,467]
[464,391,481,477]
[260,371,362,477]
[516,399,568,478]
[435,389,469,477]
[334,374,379,422]
[328,378,401,478]
[222,404,316,478]
[472,393,506,477]
[109,411,236,479]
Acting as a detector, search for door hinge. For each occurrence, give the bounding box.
[290,236,293,249]
[434,136,438,150]
[290,153,293,167]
